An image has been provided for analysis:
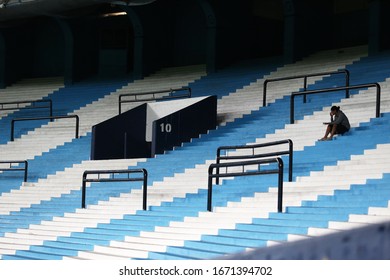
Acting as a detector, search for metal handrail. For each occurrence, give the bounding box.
[216,139,293,183]
[0,99,53,117]
[10,115,79,141]
[263,69,350,107]
[81,169,148,210]
[207,157,284,213]
[290,83,381,124]
[0,160,28,182]
[119,87,192,114]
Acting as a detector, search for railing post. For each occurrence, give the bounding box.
[288,139,293,182]
[376,82,381,118]
[216,148,221,185]
[75,115,79,139]
[23,160,28,182]
[290,94,295,124]
[82,173,87,209]
[10,119,15,141]
[303,76,308,103]
[345,69,350,99]
[119,96,122,115]
[142,169,148,211]
[207,166,214,212]
[277,158,284,213]
[263,80,268,107]
[49,100,53,120]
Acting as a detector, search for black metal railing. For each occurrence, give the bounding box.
[215,139,293,184]
[0,160,28,182]
[0,99,53,117]
[10,115,80,141]
[263,69,350,107]
[81,169,148,210]
[119,87,192,114]
[207,157,284,213]
[290,83,381,124]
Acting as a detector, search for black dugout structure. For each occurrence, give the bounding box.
[91,95,217,160]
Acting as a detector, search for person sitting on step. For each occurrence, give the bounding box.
[319,105,350,141]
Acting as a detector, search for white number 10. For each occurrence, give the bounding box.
[160,123,172,133]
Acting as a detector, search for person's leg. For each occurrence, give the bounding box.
[320,124,333,140]
[328,124,338,139]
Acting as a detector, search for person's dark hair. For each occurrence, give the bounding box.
[331,105,340,112]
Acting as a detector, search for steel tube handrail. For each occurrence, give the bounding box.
[290,83,381,124]
[263,69,350,107]
[119,87,192,114]
[10,115,79,141]
[0,160,28,182]
[81,169,148,210]
[207,157,284,213]
[216,139,293,183]
[0,99,53,117]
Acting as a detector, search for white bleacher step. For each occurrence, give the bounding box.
[327,221,372,230]
[139,231,202,241]
[40,219,103,229]
[92,245,150,259]
[298,172,384,183]
[227,199,302,208]
[124,236,185,247]
[367,207,390,216]
[0,249,17,257]
[0,242,31,251]
[307,227,341,236]
[183,214,254,224]
[68,211,125,220]
[240,192,325,203]
[0,237,44,247]
[213,206,277,214]
[266,240,285,247]
[109,240,167,253]
[70,251,130,260]
[268,183,351,192]
[9,227,72,238]
[169,220,237,230]
[4,231,60,241]
[348,214,390,224]
[154,226,219,235]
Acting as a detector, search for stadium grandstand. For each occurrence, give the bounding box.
[0,0,390,261]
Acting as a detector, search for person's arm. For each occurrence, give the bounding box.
[330,113,345,125]
[323,113,334,125]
